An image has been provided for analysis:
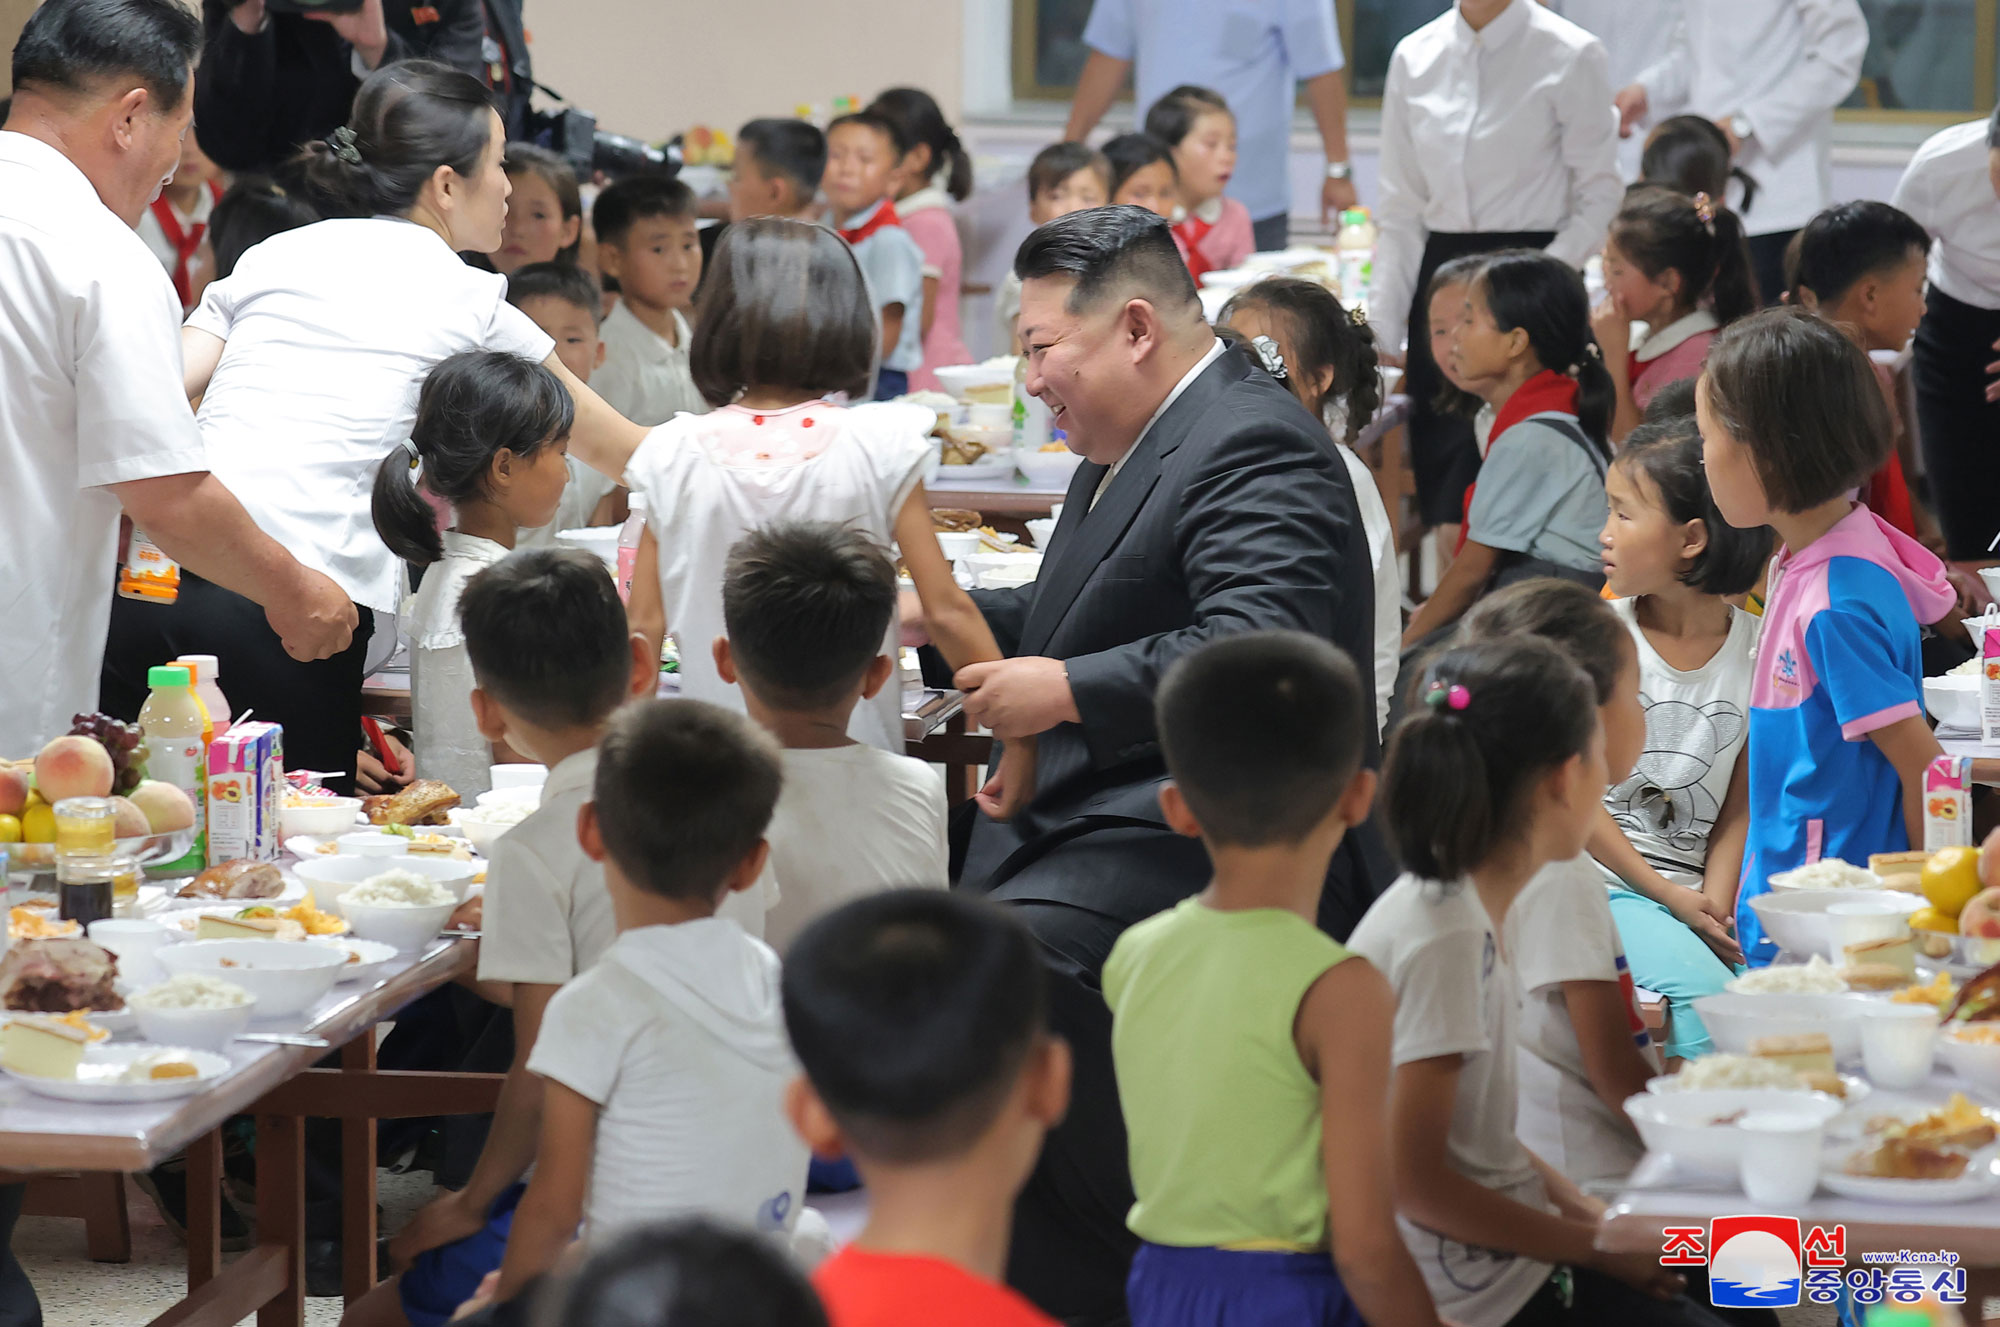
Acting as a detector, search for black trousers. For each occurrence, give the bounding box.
[0,1185,38,1327]
[1404,230,1555,525]
[1504,1266,1750,1327]
[1913,285,2000,559]
[101,575,375,795]
[1745,229,1797,309]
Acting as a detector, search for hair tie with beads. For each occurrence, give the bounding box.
[1425,680,1471,712]
[1692,191,1716,230]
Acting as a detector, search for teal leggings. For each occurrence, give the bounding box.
[1607,887,1743,1060]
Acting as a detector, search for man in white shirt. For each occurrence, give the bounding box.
[0,0,356,759]
[1543,0,1683,177]
[1616,0,1868,302]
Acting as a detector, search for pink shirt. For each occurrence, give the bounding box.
[898,188,971,391]
[1629,311,1719,412]
[1173,196,1256,279]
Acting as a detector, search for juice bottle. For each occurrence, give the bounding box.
[174,655,232,734]
[615,494,650,603]
[1336,208,1377,309]
[138,666,207,873]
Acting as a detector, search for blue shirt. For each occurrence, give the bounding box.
[1083,0,1346,223]
[842,201,927,374]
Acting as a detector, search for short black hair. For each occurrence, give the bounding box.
[783,891,1047,1165]
[1014,203,1197,317]
[1642,115,1758,216]
[1460,579,1631,707]
[737,118,827,202]
[1700,306,1892,513]
[459,548,632,730]
[825,109,911,158]
[691,217,877,405]
[1643,375,1699,424]
[592,700,782,902]
[1027,141,1110,202]
[1615,416,1775,596]
[1142,85,1231,148]
[534,1218,827,1327]
[206,176,318,282]
[1101,132,1177,199]
[12,0,201,109]
[1157,632,1367,847]
[507,261,603,325]
[1787,200,1931,308]
[592,175,698,249]
[502,142,583,264]
[723,522,896,712]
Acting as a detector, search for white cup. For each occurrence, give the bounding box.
[488,764,547,792]
[968,403,1012,429]
[337,832,409,857]
[1860,1004,1938,1090]
[1737,1111,1825,1208]
[87,918,175,985]
[1826,900,1913,964]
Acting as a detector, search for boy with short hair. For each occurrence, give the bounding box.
[786,891,1069,1327]
[351,548,653,1327]
[592,176,707,425]
[728,118,827,223]
[715,521,948,953]
[507,264,619,543]
[996,142,1112,350]
[496,697,809,1298]
[823,111,926,398]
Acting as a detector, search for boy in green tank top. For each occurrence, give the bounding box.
[1103,632,1444,1327]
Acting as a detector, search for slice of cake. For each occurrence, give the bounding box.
[1844,934,1917,981]
[1841,961,1909,991]
[1870,850,1932,881]
[1750,1032,1838,1095]
[195,913,304,942]
[0,1016,91,1079]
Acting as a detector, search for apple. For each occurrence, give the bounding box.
[34,735,114,802]
[108,796,151,840]
[0,767,26,818]
[128,780,194,834]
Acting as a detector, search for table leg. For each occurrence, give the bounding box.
[255,1113,304,1327]
[342,1035,379,1304]
[184,1131,222,1291]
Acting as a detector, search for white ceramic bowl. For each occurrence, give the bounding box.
[1692,991,1867,1060]
[1748,889,1922,960]
[936,530,983,561]
[1926,674,1980,731]
[1938,1027,2000,1097]
[933,362,1015,399]
[339,899,457,952]
[488,765,547,792]
[279,797,363,839]
[337,831,408,857]
[476,787,541,811]
[310,938,398,985]
[961,551,1043,584]
[1980,568,2000,607]
[155,941,347,1019]
[1015,447,1084,487]
[131,990,257,1050]
[447,808,525,857]
[1625,1088,1845,1180]
[977,564,1043,590]
[294,855,478,913]
[1024,518,1057,549]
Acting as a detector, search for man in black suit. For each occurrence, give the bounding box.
[944,206,1389,1324]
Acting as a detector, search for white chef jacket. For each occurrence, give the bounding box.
[0,132,209,757]
[1636,0,1868,236]
[1370,0,1622,354]
[1543,0,1684,178]
[1892,119,2000,312]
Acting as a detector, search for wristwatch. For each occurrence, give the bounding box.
[1729,115,1754,145]
[1325,161,1353,181]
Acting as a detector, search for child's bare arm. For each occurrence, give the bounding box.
[1702,757,1750,925]
[1867,713,1941,848]
[495,1078,596,1298]
[894,487,1003,671]
[919,276,939,340]
[880,303,907,362]
[1588,808,1741,967]
[1401,541,1497,647]
[1301,961,1445,1327]
[1558,979,1654,1125]
[626,525,666,674]
[542,355,649,485]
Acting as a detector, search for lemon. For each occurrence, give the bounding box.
[23,789,44,809]
[0,815,18,844]
[1909,905,1961,934]
[20,804,55,844]
[1923,846,1983,917]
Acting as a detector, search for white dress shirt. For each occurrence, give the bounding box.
[1371,0,1622,354]
[1542,0,1684,177]
[0,132,209,756]
[1892,119,2000,312]
[1636,0,1867,236]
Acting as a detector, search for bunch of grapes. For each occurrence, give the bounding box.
[68,713,148,794]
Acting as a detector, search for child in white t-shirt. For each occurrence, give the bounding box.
[715,522,948,954]
[374,353,575,801]
[352,547,652,1327]
[1595,413,1769,1060]
[496,699,808,1301]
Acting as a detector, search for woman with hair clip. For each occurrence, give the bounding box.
[868,87,973,391]
[1401,250,1614,648]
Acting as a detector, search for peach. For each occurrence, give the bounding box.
[0,767,26,818]
[34,735,114,802]
[129,780,195,834]
[109,796,151,840]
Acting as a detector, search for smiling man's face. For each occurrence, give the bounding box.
[1017,276,1152,466]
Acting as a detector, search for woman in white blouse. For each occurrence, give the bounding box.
[102,60,638,792]
[1893,102,2000,568]
[1372,0,1620,563]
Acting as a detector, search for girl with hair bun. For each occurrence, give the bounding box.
[867,87,974,391]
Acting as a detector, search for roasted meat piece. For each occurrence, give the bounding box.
[363,779,461,827]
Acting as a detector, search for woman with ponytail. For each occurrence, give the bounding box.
[1401,251,1614,647]
[1595,185,1757,442]
[374,352,572,796]
[867,86,973,390]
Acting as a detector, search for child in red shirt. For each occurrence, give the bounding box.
[783,892,1069,1327]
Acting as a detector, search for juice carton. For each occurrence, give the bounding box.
[1982,627,2000,745]
[1924,755,1973,852]
[207,721,284,864]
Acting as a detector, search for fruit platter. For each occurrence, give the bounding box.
[2,713,198,876]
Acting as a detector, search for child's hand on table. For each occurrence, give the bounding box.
[448,895,483,933]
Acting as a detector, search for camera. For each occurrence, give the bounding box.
[527,104,680,181]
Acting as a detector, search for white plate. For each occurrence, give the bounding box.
[155,905,348,941]
[931,457,1016,485]
[286,832,468,860]
[3,1043,230,1102]
[309,938,396,985]
[1820,1151,2000,1204]
[157,876,305,910]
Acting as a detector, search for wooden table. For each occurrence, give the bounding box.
[925,477,1069,517]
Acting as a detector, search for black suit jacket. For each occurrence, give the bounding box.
[960,344,1391,938]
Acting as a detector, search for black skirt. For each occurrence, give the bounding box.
[1913,285,2000,559]
[1403,230,1556,525]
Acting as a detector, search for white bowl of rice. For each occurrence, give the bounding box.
[1768,859,1881,894]
[295,855,477,912]
[449,801,534,856]
[129,974,256,1050]
[339,872,458,952]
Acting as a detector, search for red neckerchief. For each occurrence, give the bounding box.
[837,199,902,247]
[1175,213,1216,281]
[150,180,222,307]
[1455,370,1582,554]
